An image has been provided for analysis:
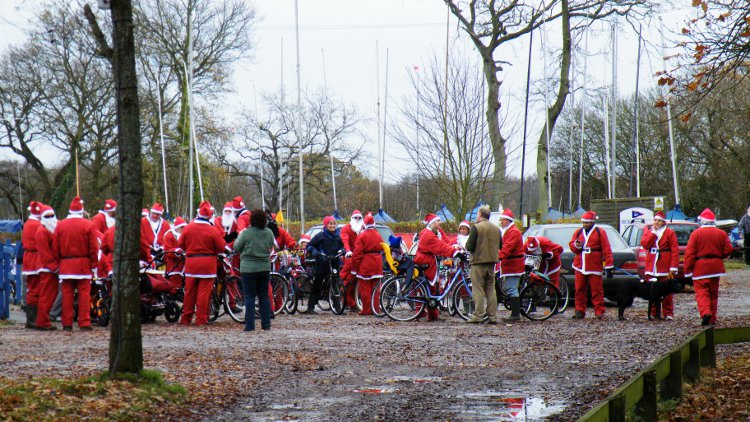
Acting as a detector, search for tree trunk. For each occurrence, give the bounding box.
[109,0,144,375]
[537,0,571,216]
[482,54,507,209]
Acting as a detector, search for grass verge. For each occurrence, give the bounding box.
[0,369,186,421]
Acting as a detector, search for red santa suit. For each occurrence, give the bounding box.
[268,225,297,312]
[351,215,383,316]
[99,226,116,277]
[414,213,460,320]
[231,196,251,232]
[140,203,171,262]
[179,202,226,326]
[340,210,363,309]
[524,236,563,288]
[569,212,614,317]
[163,217,187,291]
[21,201,44,310]
[498,223,525,277]
[683,209,733,325]
[53,197,99,329]
[34,205,59,330]
[640,215,680,318]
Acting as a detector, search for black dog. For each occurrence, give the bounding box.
[617,279,684,321]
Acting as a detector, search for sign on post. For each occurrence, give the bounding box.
[654,197,665,211]
[619,207,654,233]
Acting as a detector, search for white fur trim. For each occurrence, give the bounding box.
[692,273,725,280]
[545,265,561,275]
[21,270,40,275]
[351,211,362,218]
[356,274,383,280]
[58,274,93,280]
[572,265,603,276]
[426,216,441,227]
[184,273,217,278]
[499,215,514,222]
[67,213,84,218]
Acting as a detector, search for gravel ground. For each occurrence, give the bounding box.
[2,267,750,421]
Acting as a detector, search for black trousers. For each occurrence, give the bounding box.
[745,232,750,265]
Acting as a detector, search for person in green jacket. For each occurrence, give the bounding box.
[233,209,276,331]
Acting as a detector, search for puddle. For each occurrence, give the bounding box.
[389,375,444,383]
[353,387,398,394]
[455,392,565,421]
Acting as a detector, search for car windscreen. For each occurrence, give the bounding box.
[544,226,629,252]
[670,224,697,246]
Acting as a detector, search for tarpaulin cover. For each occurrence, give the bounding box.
[0,220,22,233]
[436,204,455,222]
[373,208,397,223]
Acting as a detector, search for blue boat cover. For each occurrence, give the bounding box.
[374,208,397,223]
[0,220,22,233]
[436,204,455,222]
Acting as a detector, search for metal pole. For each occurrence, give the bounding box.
[569,49,574,212]
[156,71,170,214]
[603,96,612,199]
[253,83,265,210]
[660,17,680,205]
[16,161,22,220]
[611,23,618,198]
[542,27,552,209]
[578,31,588,208]
[186,19,194,217]
[632,25,642,198]
[376,41,382,209]
[382,48,390,212]
[294,0,305,231]
[519,30,534,218]
[443,4,449,174]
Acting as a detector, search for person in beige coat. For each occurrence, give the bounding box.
[464,205,502,324]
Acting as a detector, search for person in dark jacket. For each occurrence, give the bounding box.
[305,216,344,314]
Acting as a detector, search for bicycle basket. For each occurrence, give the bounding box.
[524,254,542,271]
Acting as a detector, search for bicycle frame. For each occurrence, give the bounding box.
[399,260,472,303]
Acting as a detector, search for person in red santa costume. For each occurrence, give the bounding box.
[140,203,171,262]
[569,211,614,319]
[179,201,226,326]
[640,211,680,319]
[523,235,564,289]
[266,210,295,312]
[162,217,187,291]
[21,201,44,328]
[414,213,462,321]
[215,202,239,244]
[683,208,733,326]
[53,197,99,331]
[232,196,252,232]
[99,220,115,278]
[91,199,117,235]
[497,209,525,321]
[350,213,383,316]
[34,205,59,331]
[340,210,363,310]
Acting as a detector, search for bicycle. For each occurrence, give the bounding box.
[271,249,300,315]
[208,253,246,323]
[379,253,474,322]
[310,251,345,315]
[496,255,561,321]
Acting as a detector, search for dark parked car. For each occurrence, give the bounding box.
[523,224,640,301]
[304,224,406,253]
[620,220,699,282]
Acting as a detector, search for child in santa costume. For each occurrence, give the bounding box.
[351,214,383,316]
[21,201,44,328]
[640,211,679,319]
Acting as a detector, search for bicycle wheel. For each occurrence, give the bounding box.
[353,280,363,312]
[452,281,475,321]
[329,275,346,315]
[284,278,298,315]
[556,277,570,314]
[371,278,386,317]
[224,276,245,323]
[269,273,288,316]
[380,276,428,322]
[519,281,560,321]
[317,277,332,312]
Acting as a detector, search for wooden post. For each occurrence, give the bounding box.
[701,328,716,368]
[685,338,701,383]
[662,349,683,401]
[608,394,626,422]
[636,369,657,421]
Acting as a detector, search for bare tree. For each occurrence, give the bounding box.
[393,54,494,219]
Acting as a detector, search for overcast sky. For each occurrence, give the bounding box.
[0,0,695,185]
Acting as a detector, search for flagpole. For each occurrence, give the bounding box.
[632,25,642,198]
[376,40,382,210]
[660,17,680,205]
[578,31,588,208]
[157,71,170,215]
[294,0,305,231]
[519,30,534,219]
[382,48,390,212]
[75,145,80,197]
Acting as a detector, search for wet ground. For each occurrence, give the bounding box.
[2,267,750,421]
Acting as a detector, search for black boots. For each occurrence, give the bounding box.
[502,297,521,322]
[25,305,37,329]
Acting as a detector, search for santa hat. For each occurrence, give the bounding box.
[172,216,187,229]
[653,211,666,221]
[323,215,335,227]
[581,211,598,223]
[150,203,164,215]
[364,213,375,228]
[299,234,311,244]
[231,196,245,211]
[40,204,55,218]
[103,199,117,212]
[423,213,440,227]
[141,208,149,217]
[526,236,540,251]
[27,201,43,217]
[69,196,84,215]
[351,209,363,219]
[698,208,715,223]
[499,208,514,222]
[223,202,233,212]
[197,201,214,219]
[459,220,471,230]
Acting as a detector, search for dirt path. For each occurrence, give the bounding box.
[2,268,750,421]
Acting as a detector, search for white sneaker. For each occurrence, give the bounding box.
[665,316,673,321]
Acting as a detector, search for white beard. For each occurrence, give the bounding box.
[172,229,181,240]
[149,218,161,232]
[457,234,468,248]
[221,214,235,230]
[105,215,116,228]
[350,219,363,233]
[42,217,57,233]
